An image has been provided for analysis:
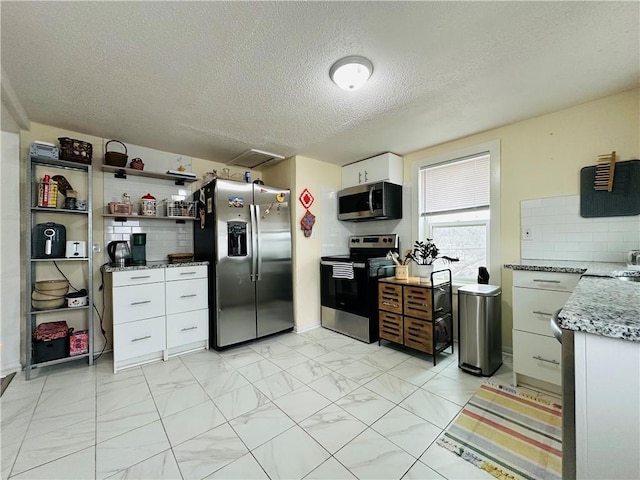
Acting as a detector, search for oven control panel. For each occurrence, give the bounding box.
[349,234,398,249]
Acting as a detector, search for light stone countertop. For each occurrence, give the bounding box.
[505,260,640,342]
[102,260,208,273]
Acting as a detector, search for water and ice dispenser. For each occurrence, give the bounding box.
[227,221,247,256]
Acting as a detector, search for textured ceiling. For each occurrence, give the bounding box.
[1,2,638,166]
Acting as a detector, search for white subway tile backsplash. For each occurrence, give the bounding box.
[103,158,195,259]
[521,195,639,261]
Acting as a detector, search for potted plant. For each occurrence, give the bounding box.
[408,239,459,282]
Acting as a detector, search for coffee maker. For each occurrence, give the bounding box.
[131,233,147,265]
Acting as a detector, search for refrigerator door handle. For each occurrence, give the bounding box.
[255,205,262,281]
[250,204,258,282]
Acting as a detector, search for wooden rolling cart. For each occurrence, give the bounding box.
[378,270,453,365]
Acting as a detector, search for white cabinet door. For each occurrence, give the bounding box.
[342,162,364,188]
[512,270,580,292]
[166,310,208,348]
[113,282,165,324]
[166,278,208,315]
[513,330,561,386]
[342,153,403,188]
[112,269,165,287]
[165,265,207,282]
[575,332,640,480]
[113,316,165,363]
[513,287,571,336]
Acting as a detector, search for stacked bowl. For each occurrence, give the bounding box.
[32,279,69,310]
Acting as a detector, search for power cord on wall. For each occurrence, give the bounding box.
[53,261,108,361]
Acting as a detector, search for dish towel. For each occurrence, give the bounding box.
[332,262,354,280]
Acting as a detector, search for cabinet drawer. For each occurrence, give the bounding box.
[166,278,208,315]
[379,311,403,343]
[167,310,208,348]
[114,316,165,362]
[404,318,432,354]
[112,269,165,287]
[512,270,580,292]
[113,282,165,324]
[404,286,432,320]
[513,330,561,386]
[165,265,207,282]
[513,287,571,336]
[379,283,403,314]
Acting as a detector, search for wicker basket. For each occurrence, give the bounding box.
[58,137,92,164]
[168,253,194,264]
[104,140,128,167]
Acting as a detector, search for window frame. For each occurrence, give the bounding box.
[411,140,501,286]
[426,216,490,282]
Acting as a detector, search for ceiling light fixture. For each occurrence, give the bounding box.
[329,56,373,91]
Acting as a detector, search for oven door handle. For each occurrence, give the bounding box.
[368,186,374,214]
[321,260,366,268]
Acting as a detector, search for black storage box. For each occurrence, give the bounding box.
[33,336,69,363]
[33,321,70,363]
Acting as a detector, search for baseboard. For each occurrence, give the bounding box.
[1,362,22,378]
[294,323,321,334]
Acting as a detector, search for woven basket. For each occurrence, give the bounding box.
[58,137,92,164]
[104,140,128,167]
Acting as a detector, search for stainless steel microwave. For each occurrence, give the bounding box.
[337,181,402,221]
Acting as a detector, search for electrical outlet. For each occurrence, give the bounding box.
[93,242,101,253]
[522,227,532,240]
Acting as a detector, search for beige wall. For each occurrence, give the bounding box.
[404,88,640,350]
[287,156,342,332]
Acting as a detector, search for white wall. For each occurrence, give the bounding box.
[1,131,22,375]
[521,195,640,261]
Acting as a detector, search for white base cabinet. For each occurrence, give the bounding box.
[111,265,208,372]
[574,331,640,480]
[342,152,403,188]
[512,270,580,388]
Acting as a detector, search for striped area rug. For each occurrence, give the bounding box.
[437,382,562,480]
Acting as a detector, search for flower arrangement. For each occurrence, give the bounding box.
[408,239,459,265]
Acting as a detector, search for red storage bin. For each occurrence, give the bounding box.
[33,321,70,363]
[69,330,89,356]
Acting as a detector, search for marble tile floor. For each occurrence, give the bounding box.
[1,328,557,480]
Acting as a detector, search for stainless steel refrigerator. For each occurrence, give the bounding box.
[193,179,293,349]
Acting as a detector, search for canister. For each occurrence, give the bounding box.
[140,193,157,216]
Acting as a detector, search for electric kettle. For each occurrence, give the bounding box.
[107,241,131,266]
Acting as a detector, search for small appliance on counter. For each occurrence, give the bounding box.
[626,250,640,270]
[65,241,87,258]
[66,289,89,307]
[107,240,131,266]
[32,223,66,258]
[130,233,147,265]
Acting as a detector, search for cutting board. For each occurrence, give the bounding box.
[580,159,640,217]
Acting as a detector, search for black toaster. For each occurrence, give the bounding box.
[32,223,66,258]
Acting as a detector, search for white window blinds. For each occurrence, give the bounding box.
[419,154,490,215]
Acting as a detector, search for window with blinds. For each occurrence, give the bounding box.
[419,154,490,216]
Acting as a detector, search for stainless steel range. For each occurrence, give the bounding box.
[320,234,398,343]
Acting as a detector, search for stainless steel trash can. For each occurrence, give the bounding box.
[458,284,502,376]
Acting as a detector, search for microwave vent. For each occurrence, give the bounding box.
[226,149,285,169]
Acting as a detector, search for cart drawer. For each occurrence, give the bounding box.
[378,283,403,314]
[379,311,403,343]
[404,286,432,320]
[404,318,432,354]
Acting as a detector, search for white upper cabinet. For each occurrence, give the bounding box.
[342,152,403,188]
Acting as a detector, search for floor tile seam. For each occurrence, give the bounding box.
[244,423,333,478]
[394,403,449,433]
[6,372,48,479]
[7,443,96,479]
